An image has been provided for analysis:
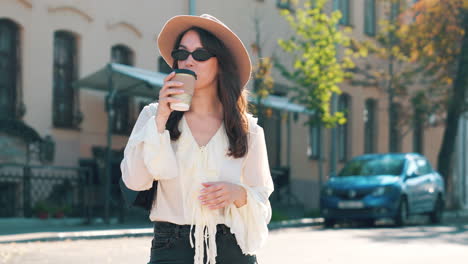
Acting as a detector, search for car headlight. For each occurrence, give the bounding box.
[372,186,393,196]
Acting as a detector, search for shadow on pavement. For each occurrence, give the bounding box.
[352,224,468,246]
[308,216,468,246]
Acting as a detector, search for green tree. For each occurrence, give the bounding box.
[276,0,357,127]
[402,0,468,208]
[250,14,275,125]
[349,0,428,150]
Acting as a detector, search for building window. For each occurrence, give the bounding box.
[0,19,20,120]
[364,99,377,153]
[277,0,291,9]
[111,45,133,66]
[413,105,424,154]
[53,31,79,128]
[334,0,351,26]
[338,93,351,161]
[364,0,376,36]
[389,102,401,152]
[111,45,134,135]
[158,56,172,74]
[391,0,401,20]
[308,119,321,160]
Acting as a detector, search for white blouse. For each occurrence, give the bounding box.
[120,103,274,264]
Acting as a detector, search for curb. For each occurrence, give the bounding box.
[0,228,154,244]
[268,218,324,230]
[0,218,324,244]
[443,210,468,219]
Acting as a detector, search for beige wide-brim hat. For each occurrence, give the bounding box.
[157,14,252,88]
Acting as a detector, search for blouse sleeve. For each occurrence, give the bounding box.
[224,116,274,255]
[120,103,179,191]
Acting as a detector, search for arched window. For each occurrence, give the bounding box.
[364,99,377,153]
[364,0,376,36]
[391,0,401,20]
[53,30,79,128]
[308,118,321,160]
[334,0,351,26]
[111,44,133,66]
[277,0,292,10]
[389,102,402,152]
[0,19,20,119]
[413,104,424,154]
[338,93,351,161]
[111,44,134,134]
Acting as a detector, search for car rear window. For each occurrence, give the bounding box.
[338,157,405,176]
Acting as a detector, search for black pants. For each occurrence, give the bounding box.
[148,221,257,264]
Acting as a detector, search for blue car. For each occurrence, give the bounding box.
[320,153,445,227]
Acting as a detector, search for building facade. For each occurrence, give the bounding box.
[0,0,451,213]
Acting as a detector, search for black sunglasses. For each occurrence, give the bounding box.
[171,49,215,62]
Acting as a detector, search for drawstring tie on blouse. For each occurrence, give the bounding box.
[187,145,219,264]
[189,202,218,264]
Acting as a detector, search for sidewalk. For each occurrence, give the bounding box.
[1,210,467,244]
[0,216,323,244]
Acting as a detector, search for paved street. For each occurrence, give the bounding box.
[1,223,467,264]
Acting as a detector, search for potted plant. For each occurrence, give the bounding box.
[33,201,52,219]
[52,205,72,218]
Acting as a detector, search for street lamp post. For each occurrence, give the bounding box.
[189,0,196,15]
[104,65,117,225]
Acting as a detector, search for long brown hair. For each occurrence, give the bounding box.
[165,27,249,158]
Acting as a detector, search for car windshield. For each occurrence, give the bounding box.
[338,157,405,177]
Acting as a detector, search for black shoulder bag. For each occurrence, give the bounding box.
[119,178,158,211]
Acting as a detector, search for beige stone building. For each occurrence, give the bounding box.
[1,0,456,215]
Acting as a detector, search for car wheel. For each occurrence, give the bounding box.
[324,218,336,228]
[394,197,408,226]
[429,195,444,224]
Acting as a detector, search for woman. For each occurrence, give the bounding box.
[121,14,273,264]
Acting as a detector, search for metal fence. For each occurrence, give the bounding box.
[0,163,92,221]
[270,166,302,206]
[0,163,304,221]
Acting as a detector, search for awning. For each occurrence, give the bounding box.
[249,94,315,116]
[0,118,43,143]
[72,63,167,98]
[73,63,312,115]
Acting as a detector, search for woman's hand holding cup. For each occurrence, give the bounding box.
[155,71,185,133]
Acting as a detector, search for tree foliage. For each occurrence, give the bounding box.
[349,0,441,144]
[401,0,468,116]
[276,0,358,127]
[401,0,468,208]
[249,14,275,121]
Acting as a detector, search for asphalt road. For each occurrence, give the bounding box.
[1,222,467,264]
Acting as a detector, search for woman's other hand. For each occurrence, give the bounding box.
[199,182,247,209]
